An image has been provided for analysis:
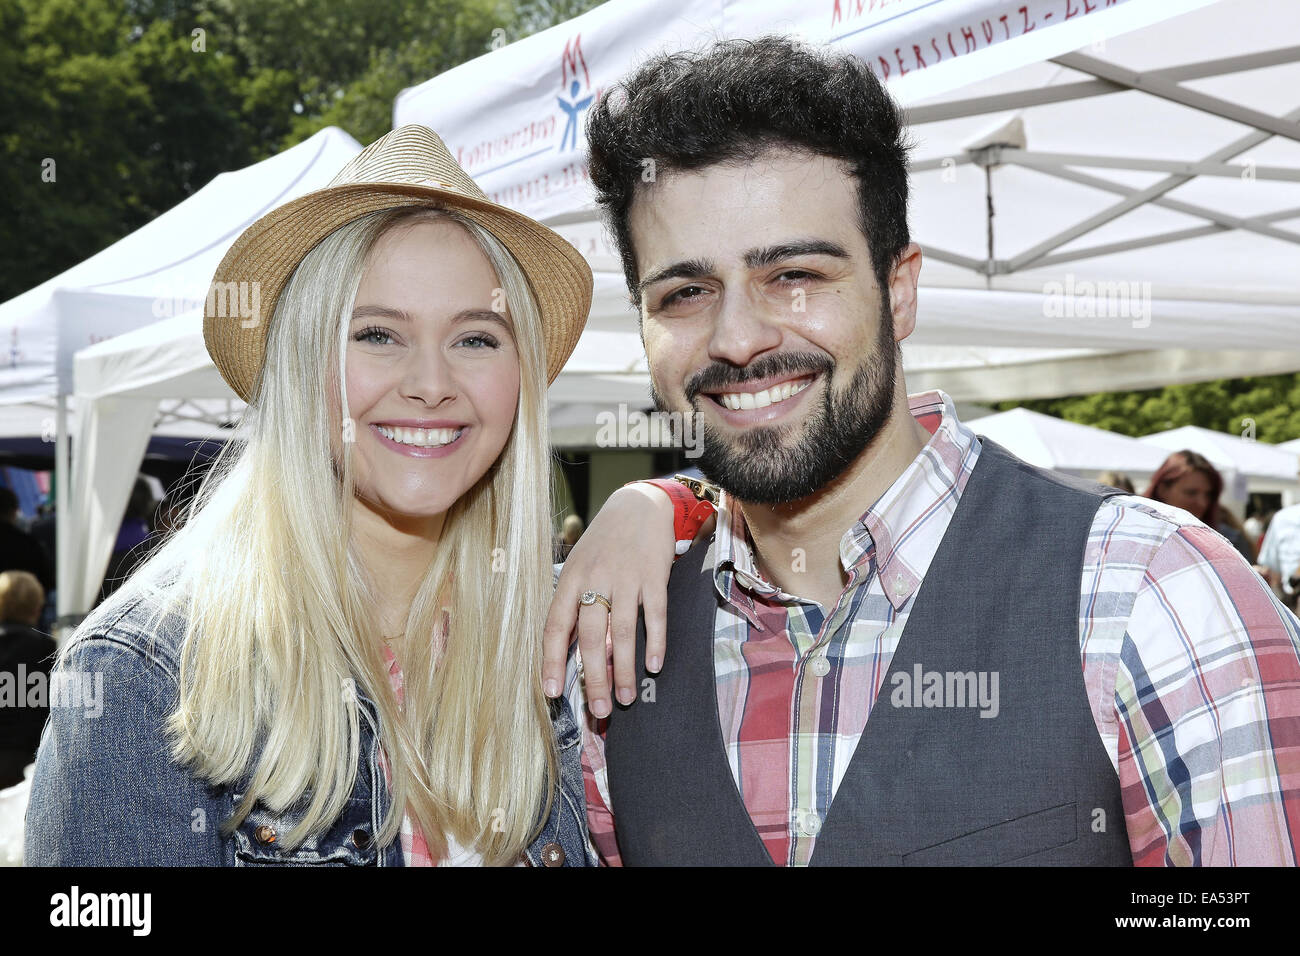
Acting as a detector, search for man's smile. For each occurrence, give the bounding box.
[699,372,821,427]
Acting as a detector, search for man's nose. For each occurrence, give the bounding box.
[706,287,783,369]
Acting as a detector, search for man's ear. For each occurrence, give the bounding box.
[888,242,924,342]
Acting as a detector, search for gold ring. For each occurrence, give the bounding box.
[579,590,612,613]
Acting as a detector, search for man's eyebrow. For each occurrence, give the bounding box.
[636,258,716,298]
[744,240,850,268]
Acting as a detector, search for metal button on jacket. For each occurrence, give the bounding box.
[540,842,565,866]
[352,829,372,849]
[254,824,277,845]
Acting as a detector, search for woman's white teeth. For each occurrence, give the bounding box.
[720,378,811,411]
[377,425,463,447]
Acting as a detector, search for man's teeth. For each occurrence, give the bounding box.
[377,425,463,447]
[718,378,812,411]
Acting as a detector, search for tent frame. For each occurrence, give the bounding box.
[905,45,1300,277]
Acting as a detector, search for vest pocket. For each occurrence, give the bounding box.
[901,802,1077,866]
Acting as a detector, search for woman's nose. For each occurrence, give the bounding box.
[400,346,457,407]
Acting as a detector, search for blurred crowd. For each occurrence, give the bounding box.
[0,477,187,789]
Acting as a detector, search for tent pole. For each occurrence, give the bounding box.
[984,160,994,292]
[53,392,74,643]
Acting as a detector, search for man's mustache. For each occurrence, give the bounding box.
[684,352,833,404]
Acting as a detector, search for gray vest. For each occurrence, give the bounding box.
[605,438,1132,866]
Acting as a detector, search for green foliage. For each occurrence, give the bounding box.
[1,0,606,302]
[995,373,1300,445]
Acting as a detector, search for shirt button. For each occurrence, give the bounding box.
[540,842,565,867]
[809,656,830,678]
[254,824,277,845]
[800,811,822,836]
[890,577,909,597]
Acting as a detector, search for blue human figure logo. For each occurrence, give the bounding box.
[558,79,594,151]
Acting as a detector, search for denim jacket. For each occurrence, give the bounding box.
[24,587,596,867]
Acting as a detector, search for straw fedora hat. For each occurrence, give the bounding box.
[203,124,593,403]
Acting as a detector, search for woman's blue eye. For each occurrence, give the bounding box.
[459,333,499,349]
[353,326,393,345]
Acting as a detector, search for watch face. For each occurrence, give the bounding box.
[674,475,721,504]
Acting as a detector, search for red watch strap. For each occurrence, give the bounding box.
[626,478,715,546]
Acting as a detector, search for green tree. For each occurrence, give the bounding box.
[997,373,1300,445]
[2,0,606,302]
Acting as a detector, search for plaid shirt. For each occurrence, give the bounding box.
[569,389,1300,866]
[378,646,437,866]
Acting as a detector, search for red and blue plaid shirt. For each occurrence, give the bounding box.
[569,389,1300,866]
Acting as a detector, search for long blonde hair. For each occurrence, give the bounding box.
[68,205,557,865]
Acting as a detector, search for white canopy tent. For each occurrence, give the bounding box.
[965,406,1170,478]
[395,0,1300,400]
[0,127,364,406]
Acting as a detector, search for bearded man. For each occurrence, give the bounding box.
[546,36,1300,867]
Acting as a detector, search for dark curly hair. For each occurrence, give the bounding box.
[585,36,915,303]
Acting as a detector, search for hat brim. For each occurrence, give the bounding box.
[204,181,594,403]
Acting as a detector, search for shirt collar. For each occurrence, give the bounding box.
[713,389,981,616]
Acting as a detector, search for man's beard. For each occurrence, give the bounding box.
[651,309,898,506]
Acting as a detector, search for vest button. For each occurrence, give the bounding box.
[540,842,565,866]
[254,824,277,845]
[352,828,372,849]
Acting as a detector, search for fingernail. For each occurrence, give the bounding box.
[617,688,634,706]
[544,679,558,697]
[592,699,610,719]
[648,656,661,673]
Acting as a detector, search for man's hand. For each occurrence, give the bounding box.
[542,484,675,718]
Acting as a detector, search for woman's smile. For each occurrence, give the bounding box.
[370,421,470,458]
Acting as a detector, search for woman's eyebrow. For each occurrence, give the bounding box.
[350,305,509,329]
[453,308,510,330]
[351,304,411,322]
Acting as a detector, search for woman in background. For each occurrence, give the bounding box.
[1143,449,1256,564]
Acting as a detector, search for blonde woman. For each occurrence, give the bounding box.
[23,126,678,867]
